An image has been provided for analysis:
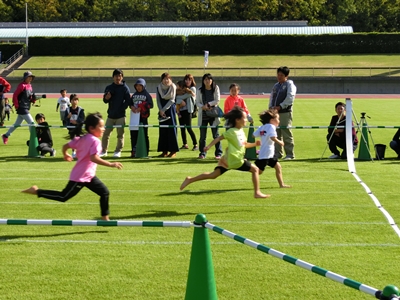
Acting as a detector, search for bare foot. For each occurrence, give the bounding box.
[280,185,291,188]
[254,192,271,198]
[22,186,38,195]
[101,215,110,221]
[180,177,192,191]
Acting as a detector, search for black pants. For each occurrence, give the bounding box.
[179,110,197,146]
[37,142,53,156]
[5,111,10,121]
[37,176,110,216]
[199,118,222,157]
[327,134,357,158]
[130,118,149,154]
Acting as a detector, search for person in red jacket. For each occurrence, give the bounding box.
[0,76,11,126]
[223,83,253,123]
[2,71,36,145]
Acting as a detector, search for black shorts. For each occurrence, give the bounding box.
[214,160,252,175]
[255,158,278,171]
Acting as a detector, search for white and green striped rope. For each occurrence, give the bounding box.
[204,221,392,299]
[2,124,400,129]
[0,219,192,227]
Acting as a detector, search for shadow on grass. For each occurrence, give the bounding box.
[113,208,249,220]
[160,188,253,197]
[0,230,108,241]
[0,155,66,162]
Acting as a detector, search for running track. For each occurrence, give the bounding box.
[34,93,400,99]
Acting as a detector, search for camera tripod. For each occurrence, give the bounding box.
[352,111,377,160]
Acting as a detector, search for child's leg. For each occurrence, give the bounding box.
[249,164,270,198]
[274,162,291,188]
[38,143,53,156]
[85,176,110,220]
[180,167,223,190]
[22,181,83,201]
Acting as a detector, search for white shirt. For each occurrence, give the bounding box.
[253,123,277,159]
[57,96,70,111]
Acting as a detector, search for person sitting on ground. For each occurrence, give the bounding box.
[27,113,56,157]
[327,102,358,159]
[389,128,400,159]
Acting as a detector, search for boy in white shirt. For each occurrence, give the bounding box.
[56,89,70,126]
[253,109,291,188]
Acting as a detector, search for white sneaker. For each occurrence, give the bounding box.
[72,152,77,159]
[99,151,108,157]
[328,154,340,159]
[283,156,294,160]
[113,151,121,158]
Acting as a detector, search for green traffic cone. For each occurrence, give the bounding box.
[358,121,371,160]
[27,123,40,157]
[245,123,257,160]
[135,123,148,158]
[185,214,218,300]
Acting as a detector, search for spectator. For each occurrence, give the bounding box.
[224,83,253,123]
[176,74,198,151]
[0,76,11,126]
[64,94,85,159]
[2,71,36,145]
[129,78,153,157]
[29,113,56,157]
[4,98,13,122]
[196,73,222,159]
[156,72,179,158]
[327,102,358,159]
[100,69,131,158]
[269,66,297,160]
[390,129,400,159]
[56,89,70,126]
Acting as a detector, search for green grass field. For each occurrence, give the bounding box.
[1,96,400,299]
[22,55,400,68]
[10,55,400,78]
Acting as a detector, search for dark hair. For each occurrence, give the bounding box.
[224,106,245,128]
[229,83,240,90]
[112,69,123,77]
[184,74,196,87]
[277,66,290,77]
[199,73,216,94]
[259,109,278,125]
[335,102,345,109]
[69,93,78,101]
[60,89,67,94]
[35,113,45,121]
[161,72,172,82]
[176,80,185,89]
[67,112,103,139]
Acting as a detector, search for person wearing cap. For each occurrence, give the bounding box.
[2,71,36,145]
[100,69,131,157]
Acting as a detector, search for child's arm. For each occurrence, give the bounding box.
[204,136,225,152]
[245,140,261,149]
[90,154,123,169]
[62,143,73,161]
[271,136,284,147]
[56,103,60,112]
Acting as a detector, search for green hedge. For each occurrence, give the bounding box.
[29,36,186,56]
[13,33,400,56]
[186,33,400,54]
[0,43,25,61]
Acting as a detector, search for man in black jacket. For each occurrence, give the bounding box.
[100,69,131,158]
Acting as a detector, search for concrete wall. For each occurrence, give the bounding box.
[6,76,400,94]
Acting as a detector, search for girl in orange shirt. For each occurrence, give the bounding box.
[223,83,253,123]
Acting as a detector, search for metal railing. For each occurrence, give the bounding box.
[2,48,25,68]
[5,66,400,78]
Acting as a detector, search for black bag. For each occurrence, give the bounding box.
[192,104,198,118]
[205,106,223,118]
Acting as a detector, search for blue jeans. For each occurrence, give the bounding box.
[199,118,222,157]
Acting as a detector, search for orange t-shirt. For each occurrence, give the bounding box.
[224,95,250,115]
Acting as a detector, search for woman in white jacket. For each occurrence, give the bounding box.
[195,73,222,159]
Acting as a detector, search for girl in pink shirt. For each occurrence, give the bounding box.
[22,112,123,221]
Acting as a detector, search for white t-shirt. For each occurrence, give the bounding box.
[253,123,276,159]
[57,96,70,112]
